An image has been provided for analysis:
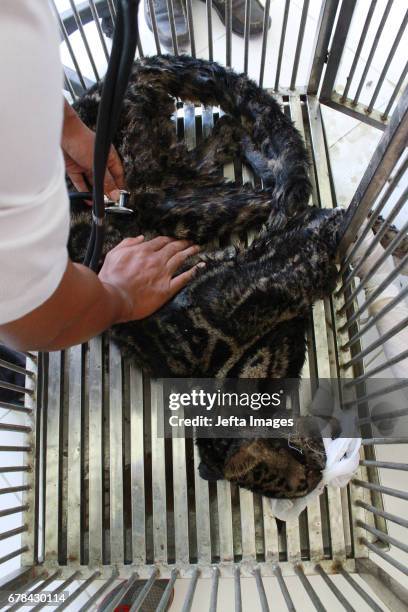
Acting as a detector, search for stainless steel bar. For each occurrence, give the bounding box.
[0,401,31,413]
[129,363,145,564]
[0,466,30,473]
[184,104,197,150]
[362,437,408,444]
[68,0,100,81]
[382,61,408,120]
[274,0,290,91]
[243,0,251,74]
[166,0,179,56]
[0,359,33,378]
[107,0,117,20]
[185,0,196,57]
[358,406,408,427]
[339,252,408,334]
[76,573,118,612]
[353,478,408,501]
[226,0,232,67]
[88,336,104,565]
[319,0,355,101]
[0,504,29,518]
[339,566,384,612]
[342,312,408,368]
[30,571,82,612]
[109,341,124,565]
[239,488,256,560]
[357,520,408,554]
[55,571,101,611]
[307,0,341,95]
[234,566,242,612]
[0,485,30,495]
[207,0,213,61]
[262,496,279,563]
[367,10,408,114]
[0,525,27,541]
[147,0,162,54]
[151,380,167,563]
[290,0,309,90]
[137,37,144,59]
[356,500,408,529]
[104,573,139,612]
[88,0,110,61]
[339,185,408,301]
[0,546,28,565]
[45,351,61,562]
[0,422,31,433]
[340,154,408,275]
[181,568,199,612]
[259,0,271,88]
[337,83,408,257]
[7,571,62,612]
[286,515,301,564]
[67,345,82,564]
[353,0,393,106]
[52,1,87,89]
[345,347,408,384]
[360,459,408,471]
[0,382,32,397]
[356,557,408,612]
[343,380,408,408]
[253,567,270,612]
[209,567,220,612]
[217,480,234,562]
[0,445,31,452]
[294,564,325,612]
[361,538,408,577]
[157,569,178,612]
[172,409,189,564]
[315,564,355,612]
[193,443,211,564]
[341,0,377,102]
[0,572,46,609]
[129,569,158,612]
[273,565,295,612]
[341,285,408,351]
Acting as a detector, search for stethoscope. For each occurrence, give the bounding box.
[68,0,140,272]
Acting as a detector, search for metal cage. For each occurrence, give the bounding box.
[1,0,408,610]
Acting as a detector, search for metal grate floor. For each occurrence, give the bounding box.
[37,95,356,579]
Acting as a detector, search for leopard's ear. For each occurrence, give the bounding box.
[224,441,262,480]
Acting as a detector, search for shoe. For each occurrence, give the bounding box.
[144,0,190,50]
[201,0,271,37]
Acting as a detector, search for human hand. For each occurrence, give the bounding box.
[99,236,205,321]
[62,99,125,201]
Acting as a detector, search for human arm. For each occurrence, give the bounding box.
[0,236,202,352]
[62,98,125,201]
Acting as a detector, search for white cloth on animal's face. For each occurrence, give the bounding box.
[0,0,69,324]
[269,437,361,522]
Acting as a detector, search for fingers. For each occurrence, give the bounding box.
[161,239,196,259]
[166,245,200,274]
[69,173,93,205]
[106,145,125,199]
[169,262,206,295]
[116,236,145,249]
[142,236,176,251]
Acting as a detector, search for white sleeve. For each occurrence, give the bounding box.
[0,0,70,324]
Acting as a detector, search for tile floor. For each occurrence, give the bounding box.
[1,0,408,609]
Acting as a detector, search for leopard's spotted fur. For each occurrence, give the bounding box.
[69,55,344,499]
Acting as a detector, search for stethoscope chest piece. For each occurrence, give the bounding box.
[105,190,134,214]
